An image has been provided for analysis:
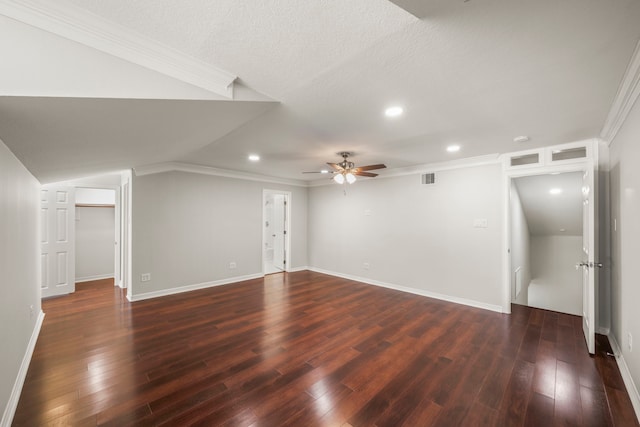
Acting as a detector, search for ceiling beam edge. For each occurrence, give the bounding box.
[134,162,309,188]
[0,0,237,99]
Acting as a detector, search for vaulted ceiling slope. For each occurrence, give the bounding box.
[0,0,639,183]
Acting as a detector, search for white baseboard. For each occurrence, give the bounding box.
[287,266,309,273]
[607,333,640,421]
[76,274,115,283]
[127,273,264,302]
[307,267,503,313]
[1,310,45,427]
[598,326,611,335]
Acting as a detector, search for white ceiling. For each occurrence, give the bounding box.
[514,172,583,236]
[0,0,639,183]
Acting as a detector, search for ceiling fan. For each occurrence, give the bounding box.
[303,152,386,184]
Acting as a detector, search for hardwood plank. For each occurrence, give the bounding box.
[555,359,583,426]
[11,273,638,426]
[495,358,535,426]
[533,339,557,399]
[524,392,554,427]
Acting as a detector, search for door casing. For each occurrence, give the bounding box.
[501,140,599,354]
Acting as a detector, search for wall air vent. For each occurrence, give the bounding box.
[421,173,435,184]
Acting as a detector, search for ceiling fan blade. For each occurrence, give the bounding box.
[354,164,386,172]
[327,162,344,171]
[354,171,378,177]
[302,171,326,174]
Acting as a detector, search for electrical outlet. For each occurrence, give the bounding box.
[29,304,34,319]
[141,273,151,282]
[473,219,488,228]
[629,332,633,352]
[364,209,372,216]
[363,262,370,270]
[229,262,237,269]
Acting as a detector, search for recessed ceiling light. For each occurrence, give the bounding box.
[560,228,566,232]
[549,188,562,195]
[447,145,461,153]
[248,154,260,162]
[320,170,329,174]
[513,136,530,143]
[385,106,403,118]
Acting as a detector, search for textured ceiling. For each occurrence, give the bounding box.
[1,0,639,183]
[62,0,416,99]
[514,172,583,236]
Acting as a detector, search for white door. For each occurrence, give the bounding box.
[41,185,76,298]
[580,168,596,354]
[272,195,286,271]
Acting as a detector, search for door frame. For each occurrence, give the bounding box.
[262,189,292,275]
[42,170,133,294]
[501,140,599,325]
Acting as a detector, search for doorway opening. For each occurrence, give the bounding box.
[262,190,291,275]
[502,140,598,354]
[75,188,117,284]
[40,171,132,299]
[510,172,583,315]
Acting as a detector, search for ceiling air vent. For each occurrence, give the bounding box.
[421,173,435,184]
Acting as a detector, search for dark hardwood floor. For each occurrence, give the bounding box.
[13,271,639,426]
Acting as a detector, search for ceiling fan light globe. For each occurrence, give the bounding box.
[345,173,356,184]
[334,174,345,184]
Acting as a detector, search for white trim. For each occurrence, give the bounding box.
[134,162,308,187]
[307,154,501,187]
[287,266,309,273]
[307,267,503,313]
[601,39,640,144]
[135,156,501,189]
[607,333,640,421]
[1,310,44,427]
[76,274,114,283]
[127,273,264,302]
[500,139,595,172]
[501,139,597,315]
[598,326,611,335]
[0,0,236,98]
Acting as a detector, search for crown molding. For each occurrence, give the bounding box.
[135,155,501,189]
[0,0,237,99]
[134,162,309,188]
[601,39,640,144]
[307,153,501,187]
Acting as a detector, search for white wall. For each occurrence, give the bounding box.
[528,235,583,316]
[76,188,115,205]
[510,181,531,306]
[0,138,41,425]
[0,15,227,101]
[76,206,115,282]
[609,94,640,408]
[131,171,307,298]
[308,163,504,310]
[597,141,612,334]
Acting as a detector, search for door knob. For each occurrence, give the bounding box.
[576,262,589,270]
